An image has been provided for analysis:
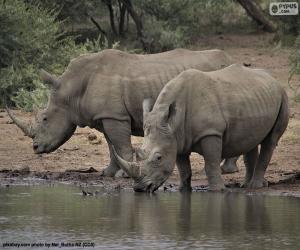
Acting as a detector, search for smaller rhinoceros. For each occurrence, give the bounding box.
[113,64,289,192]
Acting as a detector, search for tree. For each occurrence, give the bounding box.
[236,0,277,33]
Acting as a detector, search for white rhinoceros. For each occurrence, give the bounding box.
[113,64,289,191]
[7,49,239,177]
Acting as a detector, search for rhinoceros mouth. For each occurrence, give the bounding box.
[33,142,59,154]
[133,177,167,193]
[134,180,154,193]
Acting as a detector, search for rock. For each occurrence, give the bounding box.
[18,166,30,175]
[90,138,102,145]
[65,167,98,173]
[0,169,11,173]
[243,62,251,67]
[62,146,79,151]
[87,133,102,145]
[87,133,97,141]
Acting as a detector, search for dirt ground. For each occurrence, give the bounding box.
[1,33,300,196]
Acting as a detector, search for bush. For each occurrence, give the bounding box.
[142,21,187,52]
[289,35,300,102]
[0,0,107,111]
[138,0,254,52]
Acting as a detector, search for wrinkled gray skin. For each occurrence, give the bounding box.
[6,48,239,177]
[113,64,289,192]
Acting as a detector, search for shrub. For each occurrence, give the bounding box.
[0,0,107,110]
[289,35,300,102]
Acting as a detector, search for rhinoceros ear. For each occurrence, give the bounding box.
[143,98,154,118]
[162,102,177,128]
[40,69,59,89]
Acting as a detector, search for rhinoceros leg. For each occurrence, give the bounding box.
[101,119,133,177]
[199,136,225,191]
[221,157,239,174]
[241,146,258,187]
[176,154,192,192]
[102,139,126,177]
[247,94,289,189]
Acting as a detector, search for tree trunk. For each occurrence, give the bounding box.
[236,0,277,32]
[120,0,143,38]
[118,0,127,36]
[90,16,107,37]
[102,0,118,36]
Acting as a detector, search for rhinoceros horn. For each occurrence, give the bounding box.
[6,107,34,138]
[112,145,142,179]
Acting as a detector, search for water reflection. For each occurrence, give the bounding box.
[0,185,300,249]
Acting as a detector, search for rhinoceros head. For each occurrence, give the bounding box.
[113,99,178,193]
[6,70,76,154]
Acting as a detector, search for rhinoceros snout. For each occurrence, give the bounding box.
[134,182,154,193]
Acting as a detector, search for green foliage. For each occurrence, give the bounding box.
[143,21,186,52]
[289,35,300,102]
[139,0,254,52]
[0,0,107,110]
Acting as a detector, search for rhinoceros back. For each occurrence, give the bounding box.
[154,65,284,156]
[56,49,232,129]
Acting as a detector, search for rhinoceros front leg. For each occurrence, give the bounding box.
[221,157,239,174]
[101,119,133,177]
[176,154,192,192]
[199,135,225,191]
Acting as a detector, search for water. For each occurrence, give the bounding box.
[0,185,300,250]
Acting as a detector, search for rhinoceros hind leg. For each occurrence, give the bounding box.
[176,154,192,192]
[247,94,289,189]
[240,146,258,188]
[221,157,239,174]
[100,119,133,178]
[199,136,225,191]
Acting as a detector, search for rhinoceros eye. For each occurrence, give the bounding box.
[43,117,47,122]
[153,152,162,162]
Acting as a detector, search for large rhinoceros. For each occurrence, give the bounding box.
[7,48,238,177]
[113,64,289,192]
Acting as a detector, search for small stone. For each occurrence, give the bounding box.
[87,133,97,141]
[19,166,30,175]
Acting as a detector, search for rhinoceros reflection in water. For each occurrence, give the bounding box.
[113,64,289,192]
[6,48,239,177]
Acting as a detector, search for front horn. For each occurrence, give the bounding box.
[6,107,34,138]
[112,146,142,179]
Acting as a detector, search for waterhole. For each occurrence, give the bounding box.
[0,185,300,249]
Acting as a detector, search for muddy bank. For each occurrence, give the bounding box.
[1,168,300,198]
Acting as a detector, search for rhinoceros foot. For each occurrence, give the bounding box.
[208,177,226,191]
[244,178,268,189]
[179,185,192,192]
[100,165,119,177]
[221,158,239,174]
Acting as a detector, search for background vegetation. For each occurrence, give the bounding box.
[1,0,300,110]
